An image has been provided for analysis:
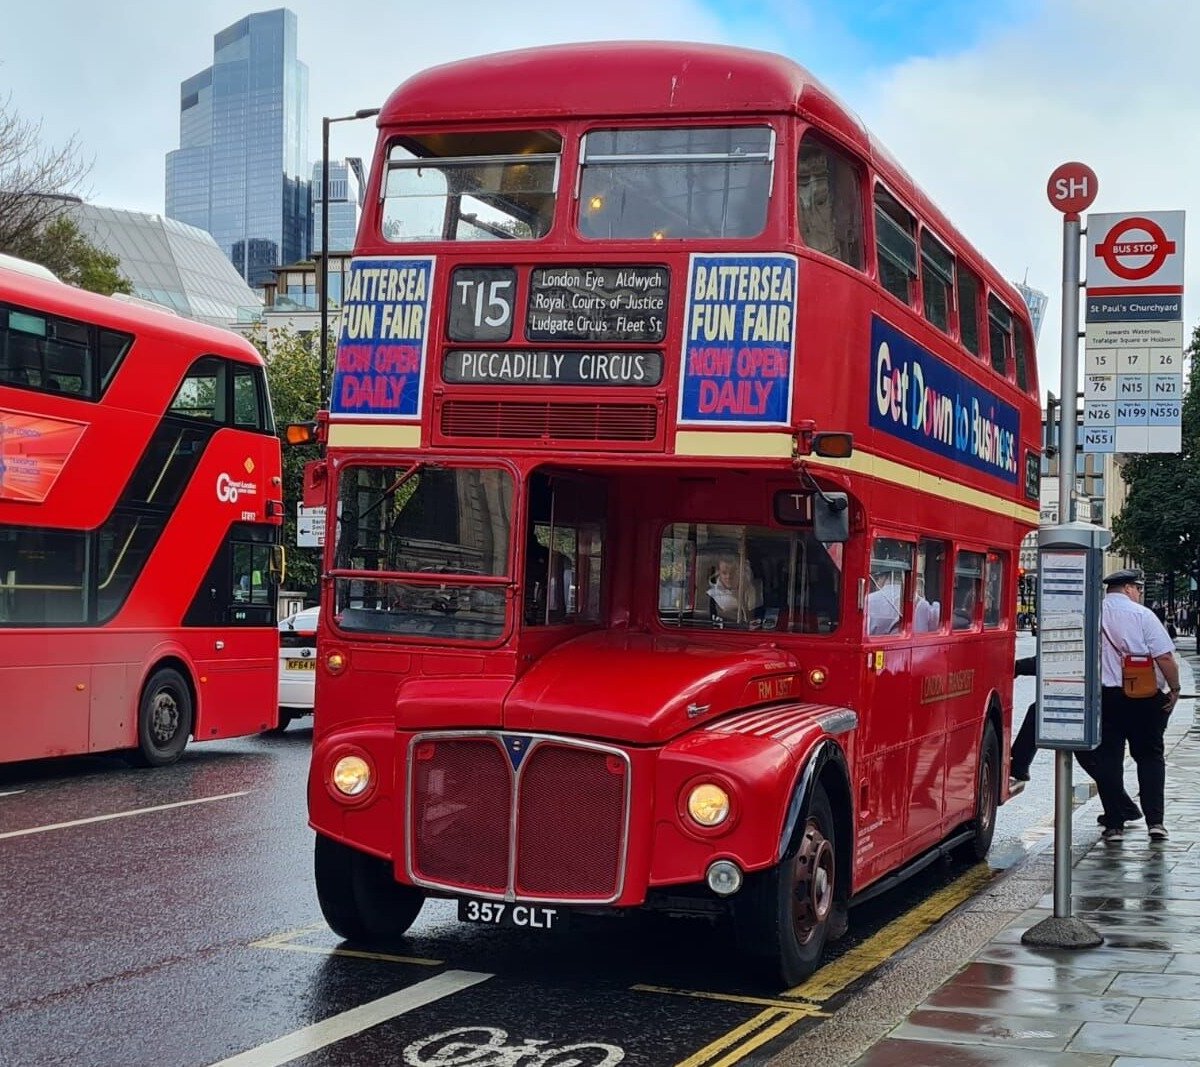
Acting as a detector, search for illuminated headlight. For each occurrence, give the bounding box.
[687,783,731,827]
[331,755,371,796]
[706,859,743,896]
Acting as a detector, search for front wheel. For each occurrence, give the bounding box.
[735,782,840,986]
[130,668,193,767]
[315,833,425,942]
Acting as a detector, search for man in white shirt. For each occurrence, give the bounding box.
[1086,568,1180,843]
[865,565,904,635]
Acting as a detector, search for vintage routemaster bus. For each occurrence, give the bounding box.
[304,41,1041,984]
[0,264,284,766]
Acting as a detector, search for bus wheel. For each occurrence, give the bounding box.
[736,782,838,986]
[131,668,193,767]
[315,833,425,942]
[960,722,1000,862]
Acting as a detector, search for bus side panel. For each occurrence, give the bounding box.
[189,630,277,739]
[0,645,90,761]
[89,660,135,752]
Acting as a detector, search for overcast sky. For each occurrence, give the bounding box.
[3,0,1197,396]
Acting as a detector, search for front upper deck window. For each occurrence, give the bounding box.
[381,130,561,243]
[332,465,513,640]
[578,126,773,240]
[658,523,841,634]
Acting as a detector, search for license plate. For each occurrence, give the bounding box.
[457,898,565,931]
[285,659,316,671]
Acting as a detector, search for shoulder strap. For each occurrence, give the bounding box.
[1100,623,1127,656]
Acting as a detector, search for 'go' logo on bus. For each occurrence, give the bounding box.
[216,472,257,504]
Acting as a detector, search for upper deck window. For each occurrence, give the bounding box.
[957,264,982,357]
[920,231,954,333]
[874,188,917,304]
[797,134,863,268]
[381,130,560,243]
[987,295,1014,378]
[0,303,131,400]
[578,126,773,240]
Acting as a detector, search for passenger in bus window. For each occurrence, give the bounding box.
[866,563,903,635]
[707,554,762,627]
[524,528,569,625]
[952,580,977,630]
[914,576,941,633]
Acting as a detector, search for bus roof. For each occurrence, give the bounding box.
[0,268,265,365]
[380,41,867,142]
[377,41,1028,315]
[0,252,60,283]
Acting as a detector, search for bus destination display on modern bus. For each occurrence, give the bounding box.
[678,252,797,426]
[330,255,435,419]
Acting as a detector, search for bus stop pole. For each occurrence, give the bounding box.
[1053,213,1081,920]
[1021,208,1102,949]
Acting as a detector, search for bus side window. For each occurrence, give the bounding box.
[988,296,1014,378]
[957,265,982,357]
[914,538,947,633]
[797,133,863,269]
[171,356,225,421]
[866,537,913,636]
[920,230,954,334]
[873,187,917,305]
[952,550,986,630]
[983,551,1005,629]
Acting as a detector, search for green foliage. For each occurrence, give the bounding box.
[25,217,133,295]
[1110,324,1200,587]
[249,326,324,599]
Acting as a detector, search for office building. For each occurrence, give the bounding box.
[165,8,310,286]
[312,158,365,253]
[70,203,262,327]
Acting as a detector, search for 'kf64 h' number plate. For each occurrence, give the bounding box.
[457,898,565,931]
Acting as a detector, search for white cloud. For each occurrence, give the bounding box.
[853,0,1200,397]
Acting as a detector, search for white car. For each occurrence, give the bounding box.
[277,606,319,729]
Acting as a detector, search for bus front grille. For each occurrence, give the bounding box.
[438,400,659,445]
[407,733,629,903]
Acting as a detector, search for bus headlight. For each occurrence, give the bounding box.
[332,755,371,796]
[686,783,731,827]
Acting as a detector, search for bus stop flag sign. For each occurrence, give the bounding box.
[1047,162,1098,217]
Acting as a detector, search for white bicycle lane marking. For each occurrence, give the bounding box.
[207,970,492,1067]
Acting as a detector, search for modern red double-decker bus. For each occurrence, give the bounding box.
[0,264,284,767]
[304,42,1041,984]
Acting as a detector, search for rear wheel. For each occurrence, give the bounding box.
[265,709,295,734]
[736,782,840,986]
[130,668,192,767]
[959,722,1000,861]
[315,833,425,942]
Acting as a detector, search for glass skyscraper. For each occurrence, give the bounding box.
[165,8,310,286]
[312,158,364,254]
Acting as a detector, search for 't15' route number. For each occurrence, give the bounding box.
[450,267,516,342]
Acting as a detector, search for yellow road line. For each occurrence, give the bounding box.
[252,922,328,947]
[633,984,827,1012]
[704,1011,807,1067]
[782,863,994,1002]
[674,1009,795,1067]
[251,938,442,967]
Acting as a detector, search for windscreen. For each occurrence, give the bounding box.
[333,465,513,640]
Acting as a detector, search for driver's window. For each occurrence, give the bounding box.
[866,538,913,636]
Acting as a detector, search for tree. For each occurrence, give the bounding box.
[0,94,90,254]
[250,326,324,598]
[23,216,131,296]
[1110,323,1200,603]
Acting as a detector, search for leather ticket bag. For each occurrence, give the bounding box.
[1122,654,1159,699]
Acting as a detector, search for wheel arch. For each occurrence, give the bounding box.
[778,739,853,905]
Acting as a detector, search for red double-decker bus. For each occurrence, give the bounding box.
[304,42,1040,984]
[0,265,284,767]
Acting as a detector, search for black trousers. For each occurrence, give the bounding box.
[1080,686,1170,828]
[1010,701,1140,819]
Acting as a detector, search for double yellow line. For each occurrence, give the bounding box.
[652,863,994,1067]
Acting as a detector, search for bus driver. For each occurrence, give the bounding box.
[707,554,761,626]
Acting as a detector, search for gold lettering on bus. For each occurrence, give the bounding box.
[919,668,976,704]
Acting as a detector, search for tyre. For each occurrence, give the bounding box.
[130,667,193,767]
[735,782,839,987]
[959,722,1000,861]
[314,833,425,942]
[265,709,295,734]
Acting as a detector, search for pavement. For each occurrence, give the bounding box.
[782,636,1200,1066]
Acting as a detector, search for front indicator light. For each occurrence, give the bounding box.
[332,755,371,796]
[326,650,346,674]
[808,667,828,688]
[687,783,730,827]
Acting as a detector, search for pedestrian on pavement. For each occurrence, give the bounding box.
[1089,568,1180,843]
[1009,655,1141,828]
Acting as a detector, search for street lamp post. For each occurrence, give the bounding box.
[319,107,380,403]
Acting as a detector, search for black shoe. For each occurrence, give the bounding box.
[1010,766,1031,782]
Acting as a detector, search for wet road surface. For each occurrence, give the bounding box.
[0,638,1055,1067]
